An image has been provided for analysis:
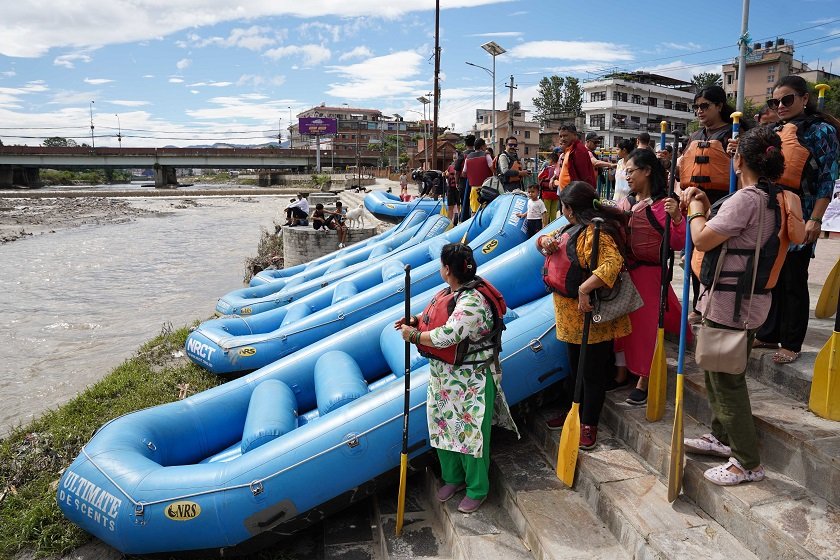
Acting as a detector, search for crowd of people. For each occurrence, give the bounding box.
[395,78,837,513]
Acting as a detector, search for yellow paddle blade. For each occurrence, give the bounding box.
[809,332,840,421]
[667,375,685,503]
[815,258,840,319]
[555,403,581,487]
[395,453,408,536]
[646,328,667,422]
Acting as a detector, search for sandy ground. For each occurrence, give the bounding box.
[0,197,162,244]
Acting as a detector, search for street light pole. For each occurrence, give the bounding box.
[89,100,95,148]
[481,41,506,152]
[288,106,293,148]
[417,96,430,169]
[393,113,402,171]
[115,114,121,148]
[465,61,493,144]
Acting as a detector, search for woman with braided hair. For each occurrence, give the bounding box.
[395,243,514,514]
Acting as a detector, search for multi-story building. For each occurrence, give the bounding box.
[291,104,435,168]
[581,72,695,148]
[473,103,539,161]
[722,38,840,104]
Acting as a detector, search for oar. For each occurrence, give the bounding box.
[728,112,742,194]
[667,214,692,502]
[810,295,840,420]
[660,120,667,151]
[816,83,830,111]
[647,132,681,422]
[815,257,840,319]
[395,264,412,536]
[556,217,603,486]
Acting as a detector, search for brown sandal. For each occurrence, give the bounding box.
[772,349,800,364]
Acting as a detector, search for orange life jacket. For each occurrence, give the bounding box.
[679,139,731,192]
[691,181,805,321]
[774,118,820,193]
[416,277,506,366]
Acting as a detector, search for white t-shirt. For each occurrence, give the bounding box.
[526,198,547,220]
[613,158,630,202]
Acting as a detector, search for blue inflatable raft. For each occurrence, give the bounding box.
[216,212,450,316]
[57,217,570,555]
[186,194,529,373]
[364,191,447,224]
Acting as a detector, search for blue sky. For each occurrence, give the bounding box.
[1,0,839,147]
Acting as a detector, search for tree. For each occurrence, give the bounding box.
[532,75,583,124]
[691,72,723,92]
[813,78,840,118]
[42,137,77,147]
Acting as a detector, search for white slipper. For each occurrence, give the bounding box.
[704,458,765,486]
[684,433,731,457]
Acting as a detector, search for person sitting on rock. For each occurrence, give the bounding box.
[325,200,348,248]
[284,193,309,226]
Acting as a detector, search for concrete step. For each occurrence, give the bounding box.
[424,462,534,560]
[525,410,758,560]
[645,342,840,509]
[593,392,840,560]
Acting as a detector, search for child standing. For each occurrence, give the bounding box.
[516,184,548,237]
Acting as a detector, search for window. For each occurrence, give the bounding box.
[648,97,658,107]
[767,87,773,95]
[727,74,733,85]
[590,91,607,102]
[768,74,775,82]
[768,64,776,73]
[524,146,529,155]
[631,94,642,104]
[590,114,605,129]
[612,91,628,102]
[524,130,531,139]
[630,116,641,123]
[663,99,673,110]
[674,102,688,112]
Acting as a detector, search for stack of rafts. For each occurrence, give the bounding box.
[56,194,575,555]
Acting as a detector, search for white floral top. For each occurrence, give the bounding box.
[426,288,518,457]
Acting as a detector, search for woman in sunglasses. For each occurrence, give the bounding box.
[754,75,840,364]
[679,85,746,323]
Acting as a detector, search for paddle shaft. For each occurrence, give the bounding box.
[658,133,681,328]
[573,218,603,405]
[396,264,412,536]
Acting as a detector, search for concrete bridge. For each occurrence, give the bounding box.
[0,146,382,188]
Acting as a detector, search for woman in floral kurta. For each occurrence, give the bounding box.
[538,181,631,449]
[398,243,515,514]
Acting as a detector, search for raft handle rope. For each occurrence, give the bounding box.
[78,325,550,510]
[499,324,556,363]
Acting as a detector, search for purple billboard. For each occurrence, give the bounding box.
[299,117,338,135]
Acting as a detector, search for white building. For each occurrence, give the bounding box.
[581,72,695,148]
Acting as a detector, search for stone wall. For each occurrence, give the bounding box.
[282,225,378,267]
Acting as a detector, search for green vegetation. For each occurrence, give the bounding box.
[0,324,222,559]
[39,169,133,186]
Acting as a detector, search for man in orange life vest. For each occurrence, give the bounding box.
[556,125,597,191]
[462,137,494,213]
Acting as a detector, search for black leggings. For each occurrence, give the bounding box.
[755,246,812,353]
[561,339,614,426]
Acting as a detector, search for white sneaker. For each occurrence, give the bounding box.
[338,243,345,249]
[684,433,731,457]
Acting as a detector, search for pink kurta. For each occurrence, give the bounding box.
[614,198,689,378]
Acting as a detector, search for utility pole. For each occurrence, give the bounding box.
[278,118,282,147]
[89,100,95,148]
[432,0,441,171]
[505,75,517,142]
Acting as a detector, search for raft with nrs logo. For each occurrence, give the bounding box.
[165,501,201,521]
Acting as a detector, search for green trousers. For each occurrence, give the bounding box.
[437,376,496,500]
[704,321,761,469]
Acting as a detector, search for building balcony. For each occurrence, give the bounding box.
[582,100,693,120]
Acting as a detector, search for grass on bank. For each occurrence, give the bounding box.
[0,323,223,559]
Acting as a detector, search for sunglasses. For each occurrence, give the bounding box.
[691,102,712,112]
[507,143,518,147]
[766,93,798,110]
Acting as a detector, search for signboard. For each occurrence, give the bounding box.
[299,117,337,135]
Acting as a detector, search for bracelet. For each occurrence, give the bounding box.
[687,212,706,222]
[809,217,823,224]
[411,329,421,344]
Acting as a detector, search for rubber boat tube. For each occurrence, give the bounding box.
[248,209,429,287]
[186,194,530,373]
[58,218,570,554]
[215,213,448,316]
[364,191,447,224]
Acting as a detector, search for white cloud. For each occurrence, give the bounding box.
[469,32,523,38]
[325,50,427,99]
[1,70,17,78]
[237,74,287,88]
[0,81,49,109]
[339,46,373,62]
[188,81,233,87]
[637,60,721,83]
[169,77,184,83]
[110,100,152,106]
[186,94,298,121]
[508,41,634,62]
[0,0,509,57]
[298,22,342,43]
[53,53,92,69]
[142,74,155,78]
[264,44,331,67]
[84,78,114,85]
[660,42,703,52]
[176,58,191,70]
[186,26,281,51]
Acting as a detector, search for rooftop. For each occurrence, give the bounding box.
[587,71,692,89]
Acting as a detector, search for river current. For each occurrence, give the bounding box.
[0,192,285,435]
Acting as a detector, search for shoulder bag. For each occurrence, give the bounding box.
[694,199,764,374]
[591,269,644,324]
